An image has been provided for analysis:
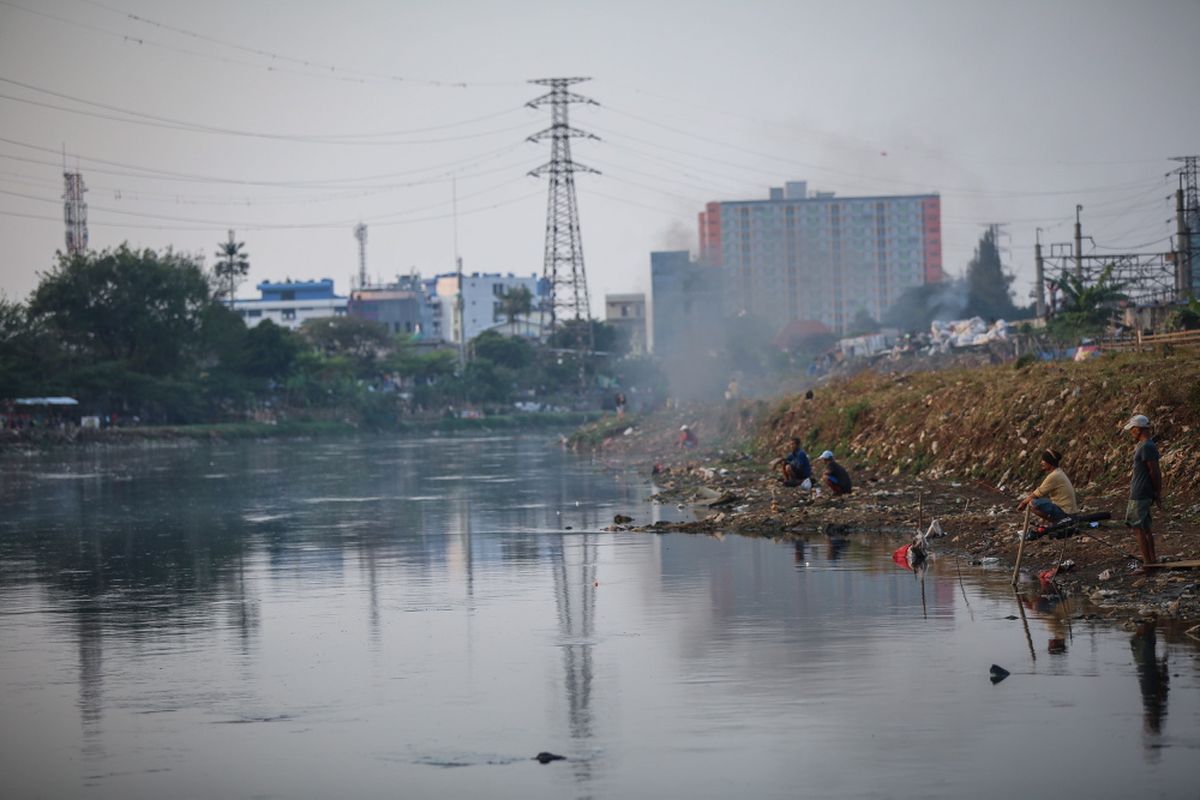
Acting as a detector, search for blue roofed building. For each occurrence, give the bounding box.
[232,279,348,330]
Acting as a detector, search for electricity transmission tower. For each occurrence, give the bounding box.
[527,77,599,338]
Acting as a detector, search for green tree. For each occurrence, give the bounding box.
[965,226,1019,320]
[213,230,250,306]
[0,296,62,398]
[1046,264,1127,342]
[240,320,302,381]
[472,330,533,370]
[498,286,534,334]
[30,245,211,376]
[299,316,391,377]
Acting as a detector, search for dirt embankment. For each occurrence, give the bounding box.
[571,349,1200,623]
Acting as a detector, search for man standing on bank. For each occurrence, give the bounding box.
[1123,414,1162,573]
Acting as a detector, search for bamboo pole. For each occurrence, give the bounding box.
[917,491,924,537]
[1011,503,1031,586]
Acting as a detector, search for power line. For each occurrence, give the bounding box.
[0,173,534,229]
[0,76,528,142]
[606,83,1170,169]
[593,111,1164,199]
[0,85,532,146]
[0,135,528,187]
[74,0,522,88]
[0,0,517,89]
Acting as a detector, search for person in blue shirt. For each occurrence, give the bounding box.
[776,437,812,488]
[1122,414,1162,572]
[819,450,853,496]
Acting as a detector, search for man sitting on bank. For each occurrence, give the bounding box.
[776,437,812,489]
[818,450,853,496]
[1016,448,1078,522]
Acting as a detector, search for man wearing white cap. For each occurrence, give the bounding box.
[1122,414,1161,571]
[818,450,853,496]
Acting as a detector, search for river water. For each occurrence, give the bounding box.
[0,434,1196,799]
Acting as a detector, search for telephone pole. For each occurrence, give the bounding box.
[527,77,599,340]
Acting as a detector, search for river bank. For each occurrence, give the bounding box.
[0,411,600,449]
[573,349,1200,624]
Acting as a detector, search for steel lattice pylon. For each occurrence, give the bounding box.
[527,77,599,335]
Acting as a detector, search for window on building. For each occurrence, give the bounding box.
[248,309,262,318]
[281,290,296,301]
[282,309,296,321]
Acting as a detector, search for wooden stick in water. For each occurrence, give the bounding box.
[917,491,924,536]
[1011,503,1031,586]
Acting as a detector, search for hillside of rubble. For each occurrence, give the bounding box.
[752,348,1200,509]
[569,349,1200,619]
[579,347,1200,509]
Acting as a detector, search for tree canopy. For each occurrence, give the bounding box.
[965,226,1019,320]
[30,245,211,376]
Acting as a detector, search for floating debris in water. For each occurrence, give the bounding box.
[534,751,565,764]
[989,664,1010,684]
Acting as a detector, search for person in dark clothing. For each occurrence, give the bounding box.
[818,450,852,496]
[776,437,812,488]
[1122,414,1162,572]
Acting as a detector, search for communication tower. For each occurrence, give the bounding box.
[354,223,368,289]
[63,167,88,256]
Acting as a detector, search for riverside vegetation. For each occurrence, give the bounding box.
[570,348,1200,622]
[1,245,663,439]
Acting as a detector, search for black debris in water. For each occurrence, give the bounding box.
[535,751,566,764]
[989,664,1011,684]
[613,514,633,524]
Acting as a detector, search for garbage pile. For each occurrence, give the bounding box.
[930,317,1010,350]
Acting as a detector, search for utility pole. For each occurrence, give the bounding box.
[354,223,368,290]
[527,77,599,343]
[452,177,466,372]
[1034,228,1046,318]
[1073,204,1083,280]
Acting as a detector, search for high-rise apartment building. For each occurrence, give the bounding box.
[698,181,942,333]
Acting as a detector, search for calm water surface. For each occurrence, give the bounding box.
[0,434,1196,799]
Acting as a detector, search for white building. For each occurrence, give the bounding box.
[232,279,347,330]
[433,272,547,343]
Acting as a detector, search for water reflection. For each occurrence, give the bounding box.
[0,436,1197,798]
[1131,621,1169,758]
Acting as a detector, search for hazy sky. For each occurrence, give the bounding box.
[2,0,1198,314]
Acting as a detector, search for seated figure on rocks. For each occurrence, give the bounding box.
[775,437,812,489]
[818,450,853,496]
[1016,448,1079,523]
